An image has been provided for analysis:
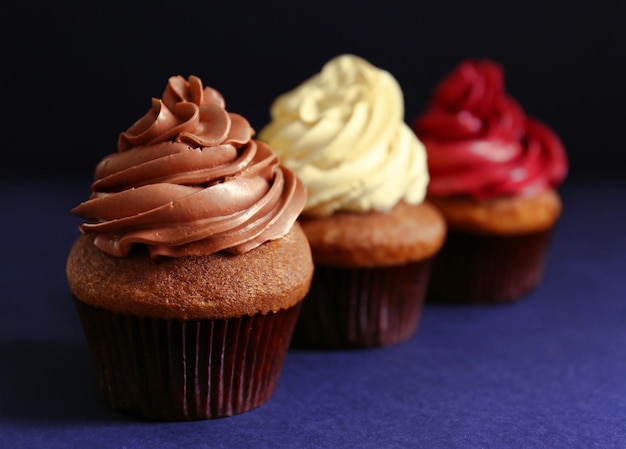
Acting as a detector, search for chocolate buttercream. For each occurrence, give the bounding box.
[72,75,307,258]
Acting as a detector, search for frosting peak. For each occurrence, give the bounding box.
[117,75,251,152]
[73,75,306,258]
[260,54,429,217]
[413,59,568,199]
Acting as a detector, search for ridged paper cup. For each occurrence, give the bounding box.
[290,259,433,349]
[74,299,301,421]
[426,228,555,304]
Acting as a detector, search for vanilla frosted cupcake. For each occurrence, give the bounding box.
[67,75,313,420]
[260,55,446,348]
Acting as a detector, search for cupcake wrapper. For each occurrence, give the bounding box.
[75,300,301,421]
[427,228,555,304]
[291,259,433,349]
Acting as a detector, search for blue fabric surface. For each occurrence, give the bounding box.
[1,178,624,448]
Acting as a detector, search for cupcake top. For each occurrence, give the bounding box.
[413,59,568,200]
[259,54,429,217]
[72,75,307,258]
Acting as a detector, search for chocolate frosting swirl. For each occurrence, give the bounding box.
[72,75,307,258]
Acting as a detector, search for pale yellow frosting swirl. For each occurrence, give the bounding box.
[260,54,429,217]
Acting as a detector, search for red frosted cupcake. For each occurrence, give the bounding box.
[66,75,313,420]
[413,59,568,304]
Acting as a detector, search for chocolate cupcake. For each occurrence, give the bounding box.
[260,55,446,348]
[412,59,568,304]
[66,75,313,420]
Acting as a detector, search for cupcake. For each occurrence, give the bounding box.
[412,59,568,304]
[260,55,446,348]
[66,75,313,420]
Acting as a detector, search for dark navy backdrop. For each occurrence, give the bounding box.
[1,171,625,448]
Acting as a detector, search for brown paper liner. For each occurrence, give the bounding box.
[290,259,433,349]
[426,228,554,304]
[74,299,301,421]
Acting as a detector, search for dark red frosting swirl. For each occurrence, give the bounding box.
[413,59,568,199]
[72,75,307,258]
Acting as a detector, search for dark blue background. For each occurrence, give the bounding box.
[1,177,625,448]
